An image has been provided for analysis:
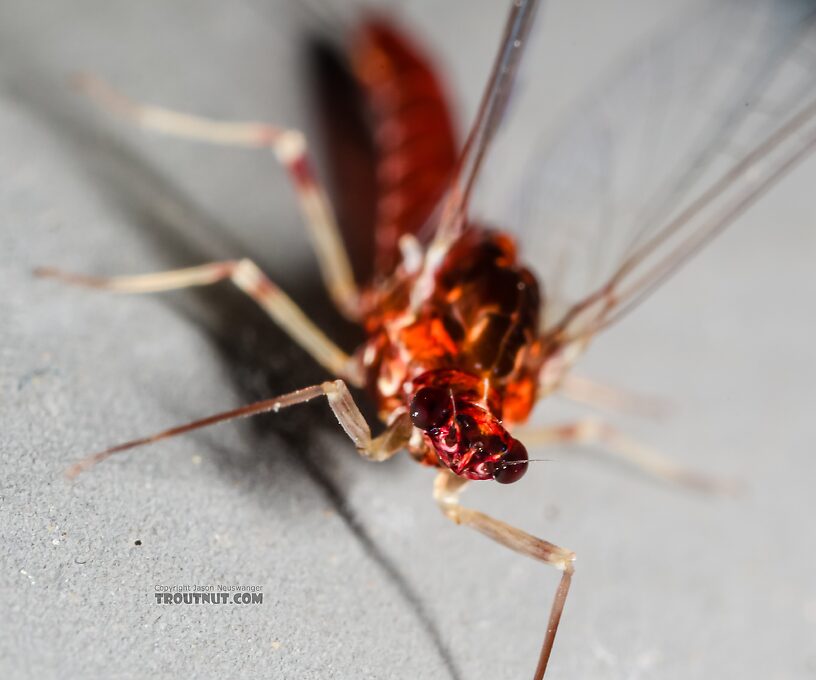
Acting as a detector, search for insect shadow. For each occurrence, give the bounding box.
[1,37,463,680]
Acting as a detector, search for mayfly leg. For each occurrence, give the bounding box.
[515,420,739,495]
[71,74,360,320]
[67,379,413,479]
[36,258,358,383]
[558,374,671,419]
[433,470,575,680]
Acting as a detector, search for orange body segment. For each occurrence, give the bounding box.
[350,18,459,277]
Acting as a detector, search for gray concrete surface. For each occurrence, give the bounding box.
[1,1,815,679]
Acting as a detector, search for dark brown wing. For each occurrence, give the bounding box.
[309,16,459,284]
[308,34,379,284]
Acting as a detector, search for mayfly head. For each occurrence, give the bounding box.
[409,370,528,483]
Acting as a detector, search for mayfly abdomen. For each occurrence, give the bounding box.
[352,20,459,276]
[312,18,459,283]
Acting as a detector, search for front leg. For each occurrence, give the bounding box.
[67,380,413,478]
[515,419,738,494]
[433,470,575,680]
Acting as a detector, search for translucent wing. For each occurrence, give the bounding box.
[430,0,541,249]
[411,0,541,307]
[471,0,816,350]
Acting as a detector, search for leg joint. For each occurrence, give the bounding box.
[273,129,307,165]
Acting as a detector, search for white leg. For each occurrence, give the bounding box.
[559,373,671,419]
[73,74,360,319]
[434,470,575,680]
[36,259,358,383]
[516,419,739,494]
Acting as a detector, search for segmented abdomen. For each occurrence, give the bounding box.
[352,19,459,276]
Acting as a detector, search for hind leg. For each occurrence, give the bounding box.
[73,74,360,319]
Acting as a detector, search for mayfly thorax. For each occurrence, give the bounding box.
[36,0,816,677]
[360,227,541,482]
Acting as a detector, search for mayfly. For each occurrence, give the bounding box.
[36,0,816,676]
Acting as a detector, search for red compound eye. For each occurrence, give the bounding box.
[410,387,452,430]
[493,439,528,484]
